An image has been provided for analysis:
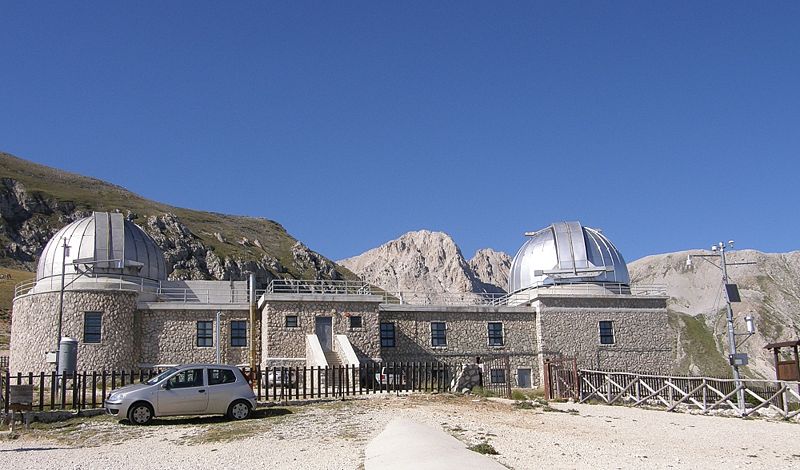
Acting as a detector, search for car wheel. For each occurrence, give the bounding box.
[227,400,251,420]
[128,402,153,425]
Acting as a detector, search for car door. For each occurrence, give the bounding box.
[157,367,209,416]
[206,367,238,414]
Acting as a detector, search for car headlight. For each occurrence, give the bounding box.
[107,392,122,402]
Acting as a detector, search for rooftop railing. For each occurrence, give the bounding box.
[265,279,667,306]
[15,276,666,307]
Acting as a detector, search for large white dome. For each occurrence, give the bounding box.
[36,212,167,283]
[508,221,629,293]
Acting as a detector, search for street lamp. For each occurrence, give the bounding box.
[687,240,756,412]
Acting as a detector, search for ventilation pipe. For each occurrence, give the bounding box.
[248,272,257,373]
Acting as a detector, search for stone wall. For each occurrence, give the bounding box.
[261,296,382,368]
[10,290,139,372]
[138,307,257,366]
[535,295,674,381]
[379,305,540,387]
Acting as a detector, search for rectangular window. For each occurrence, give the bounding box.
[230,320,247,347]
[488,322,504,346]
[349,315,362,329]
[208,368,237,386]
[83,312,102,343]
[380,322,395,348]
[285,315,299,328]
[490,368,506,384]
[168,368,204,388]
[197,321,213,347]
[599,320,615,345]
[431,322,447,347]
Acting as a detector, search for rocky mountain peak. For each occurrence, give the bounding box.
[338,230,509,294]
[469,248,512,293]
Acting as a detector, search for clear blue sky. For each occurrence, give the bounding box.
[2,2,798,262]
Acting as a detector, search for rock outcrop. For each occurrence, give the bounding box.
[338,230,507,294]
[469,248,512,293]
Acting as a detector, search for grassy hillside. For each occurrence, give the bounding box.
[0,151,358,341]
[0,267,35,350]
[1,151,326,272]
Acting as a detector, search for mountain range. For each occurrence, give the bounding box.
[2,151,798,380]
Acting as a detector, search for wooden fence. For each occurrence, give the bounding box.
[1,362,456,413]
[579,370,800,420]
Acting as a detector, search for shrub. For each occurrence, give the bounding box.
[470,386,496,398]
[468,443,499,455]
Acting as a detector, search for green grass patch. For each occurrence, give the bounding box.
[469,386,496,398]
[468,442,499,455]
[668,310,732,377]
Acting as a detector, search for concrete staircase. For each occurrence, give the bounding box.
[324,350,342,367]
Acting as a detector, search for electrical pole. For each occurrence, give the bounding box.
[688,241,755,413]
[718,243,745,412]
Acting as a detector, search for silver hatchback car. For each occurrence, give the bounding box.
[105,364,257,425]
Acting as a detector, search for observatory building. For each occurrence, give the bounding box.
[10,213,673,387]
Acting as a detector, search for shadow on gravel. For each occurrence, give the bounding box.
[129,408,293,426]
[0,447,66,452]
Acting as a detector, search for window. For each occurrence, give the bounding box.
[599,321,615,345]
[208,368,237,385]
[168,368,204,388]
[488,322,504,346]
[285,315,299,328]
[431,322,447,347]
[197,321,213,347]
[349,315,362,329]
[490,368,506,384]
[230,320,247,347]
[380,322,395,348]
[83,312,102,343]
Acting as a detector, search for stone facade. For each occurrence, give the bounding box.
[10,288,673,392]
[261,295,382,368]
[138,306,255,366]
[379,305,540,387]
[535,295,674,381]
[11,290,139,372]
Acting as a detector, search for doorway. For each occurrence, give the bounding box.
[517,368,532,388]
[315,317,332,351]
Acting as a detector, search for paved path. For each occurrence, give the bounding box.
[364,417,506,470]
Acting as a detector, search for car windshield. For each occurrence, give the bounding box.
[146,367,179,385]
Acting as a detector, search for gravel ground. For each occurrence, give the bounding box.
[1,394,799,469]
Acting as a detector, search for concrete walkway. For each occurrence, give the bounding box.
[364,417,506,470]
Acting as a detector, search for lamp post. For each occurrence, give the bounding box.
[55,237,70,373]
[687,240,756,412]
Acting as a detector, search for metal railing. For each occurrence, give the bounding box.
[16,275,667,307]
[265,279,666,306]
[14,276,262,305]
[267,279,373,295]
[488,283,667,306]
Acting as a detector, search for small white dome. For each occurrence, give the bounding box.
[508,221,629,293]
[36,212,167,282]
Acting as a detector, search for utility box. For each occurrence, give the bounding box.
[729,353,749,366]
[57,337,78,375]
